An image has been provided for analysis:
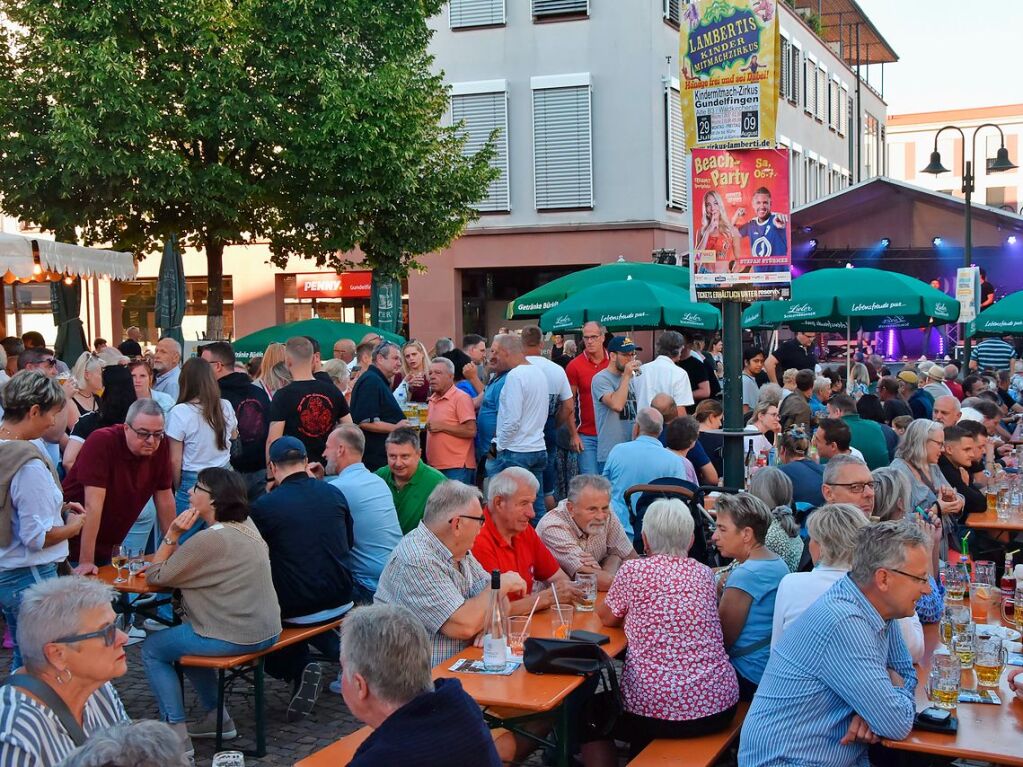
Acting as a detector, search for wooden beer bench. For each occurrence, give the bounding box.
[627,702,749,767]
[177,619,344,757]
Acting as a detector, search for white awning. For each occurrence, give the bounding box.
[0,231,135,281]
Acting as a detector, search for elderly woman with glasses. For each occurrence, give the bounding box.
[0,576,130,765]
[141,467,281,758]
[0,372,87,670]
[889,419,964,524]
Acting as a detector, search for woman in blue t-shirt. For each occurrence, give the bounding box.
[712,493,790,700]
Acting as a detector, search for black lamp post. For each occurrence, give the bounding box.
[921,123,1017,370]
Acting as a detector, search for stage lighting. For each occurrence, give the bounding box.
[932,237,943,246]
[1010,235,1018,245]
[880,238,890,248]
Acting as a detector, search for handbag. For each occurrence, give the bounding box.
[2,673,87,746]
[523,637,622,738]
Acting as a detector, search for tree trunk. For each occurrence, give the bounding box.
[205,237,225,340]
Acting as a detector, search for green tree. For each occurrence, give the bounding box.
[0,0,497,338]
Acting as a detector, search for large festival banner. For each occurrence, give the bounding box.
[679,0,779,150]
[689,147,791,302]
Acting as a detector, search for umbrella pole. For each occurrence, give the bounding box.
[846,317,852,383]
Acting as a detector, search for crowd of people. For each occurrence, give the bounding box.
[0,322,1021,766]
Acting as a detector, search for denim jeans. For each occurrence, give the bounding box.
[122,497,156,553]
[487,449,547,518]
[440,467,476,484]
[174,470,204,545]
[578,435,600,477]
[141,621,278,723]
[0,564,58,670]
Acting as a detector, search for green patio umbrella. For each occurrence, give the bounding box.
[50,277,87,365]
[508,259,691,319]
[232,318,404,361]
[154,234,186,346]
[967,290,1023,337]
[538,279,719,332]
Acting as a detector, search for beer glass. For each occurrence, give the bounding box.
[945,562,969,601]
[953,624,976,669]
[1001,582,1023,630]
[927,652,961,710]
[973,560,996,587]
[947,604,970,636]
[975,634,1007,687]
[573,573,597,612]
[985,485,999,514]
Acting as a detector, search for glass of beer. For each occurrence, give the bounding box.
[928,652,961,710]
[986,485,999,514]
[402,403,418,423]
[110,545,128,584]
[552,604,574,640]
[946,562,969,601]
[953,624,976,669]
[508,616,529,657]
[1001,583,1023,630]
[573,573,597,612]
[975,634,1007,687]
[973,560,996,587]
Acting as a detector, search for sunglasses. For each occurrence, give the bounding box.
[54,621,118,647]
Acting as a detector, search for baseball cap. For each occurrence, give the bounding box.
[607,336,642,353]
[268,436,307,463]
[896,370,918,385]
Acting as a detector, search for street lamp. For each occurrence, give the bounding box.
[922,123,1017,370]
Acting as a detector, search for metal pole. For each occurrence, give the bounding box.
[722,300,745,488]
[963,157,973,370]
[855,24,862,183]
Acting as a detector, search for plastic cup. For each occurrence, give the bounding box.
[508,616,529,657]
[552,604,574,640]
[970,582,999,624]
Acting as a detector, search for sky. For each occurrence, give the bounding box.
[852,0,1023,115]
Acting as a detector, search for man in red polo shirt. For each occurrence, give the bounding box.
[472,467,579,613]
[566,321,609,477]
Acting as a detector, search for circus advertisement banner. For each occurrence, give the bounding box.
[689,147,791,302]
[679,0,779,150]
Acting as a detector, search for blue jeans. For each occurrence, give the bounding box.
[440,467,476,484]
[174,470,204,545]
[141,621,278,723]
[122,497,156,553]
[579,435,600,477]
[0,564,58,670]
[487,449,547,519]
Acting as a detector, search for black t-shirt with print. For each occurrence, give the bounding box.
[269,379,350,464]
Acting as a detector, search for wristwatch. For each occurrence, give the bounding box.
[162,535,178,546]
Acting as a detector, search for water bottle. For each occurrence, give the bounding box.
[482,570,509,671]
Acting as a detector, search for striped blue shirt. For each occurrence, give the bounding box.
[738,575,916,767]
[973,337,1016,372]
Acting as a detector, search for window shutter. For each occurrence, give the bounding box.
[532,0,588,18]
[815,68,826,120]
[452,92,510,212]
[533,85,593,209]
[666,87,687,210]
[789,45,800,104]
[664,0,681,24]
[449,0,505,28]
[779,38,790,99]
[804,56,814,114]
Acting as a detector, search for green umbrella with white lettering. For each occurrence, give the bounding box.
[538,279,719,332]
[966,290,1023,337]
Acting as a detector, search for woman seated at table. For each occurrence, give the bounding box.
[141,467,281,759]
[694,400,724,476]
[711,493,788,700]
[595,499,738,761]
[747,468,804,572]
[776,425,825,508]
[0,576,130,765]
[744,401,780,457]
[890,419,963,526]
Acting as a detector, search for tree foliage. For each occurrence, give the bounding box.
[0,0,497,334]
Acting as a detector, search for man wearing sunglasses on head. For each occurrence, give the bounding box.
[62,399,176,576]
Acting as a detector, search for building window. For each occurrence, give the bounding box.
[815,66,827,122]
[532,0,588,19]
[864,113,880,180]
[838,85,848,136]
[532,77,593,210]
[448,0,505,28]
[779,37,791,100]
[986,186,1018,211]
[790,148,802,207]
[828,79,839,131]
[118,277,233,342]
[663,0,680,25]
[452,87,510,212]
[788,44,800,104]
[804,55,815,115]
[666,84,687,210]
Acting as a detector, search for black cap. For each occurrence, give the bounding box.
[491,570,500,589]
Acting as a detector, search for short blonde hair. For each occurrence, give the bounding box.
[807,503,869,568]
[782,368,798,386]
[642,499,694,557]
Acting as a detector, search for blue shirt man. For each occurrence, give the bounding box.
[737,187,788,273]
[738,521,930,767]
[602,408,688,537]
[475,370,507,463]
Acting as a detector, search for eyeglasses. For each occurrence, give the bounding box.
[886,567,930,585]
[126,425,165,442]
[192,484,212,494]
[42,358,57,367]
[927,438,945,447]
[451,513,486,525]
[53,621,118,647]
[825,480,876,494]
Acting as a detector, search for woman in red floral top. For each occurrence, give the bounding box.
[594,499,739,759]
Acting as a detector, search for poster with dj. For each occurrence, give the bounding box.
[679,0,779,150]
[689,147,791,302]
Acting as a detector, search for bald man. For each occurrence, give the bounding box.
[933,395,962,429]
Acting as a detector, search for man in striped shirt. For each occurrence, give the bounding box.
[739,521,930,767]
[973,335,1017,372]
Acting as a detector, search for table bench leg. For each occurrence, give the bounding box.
[254,659,266,758]
[215,668,226,752]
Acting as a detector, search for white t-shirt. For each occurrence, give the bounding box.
[496,364,548,453]
[166,400,237,471]
[637,355,694,410]
[526,355,573,419]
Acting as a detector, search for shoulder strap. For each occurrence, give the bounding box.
[2,674,88,746]
[728,635,772,660]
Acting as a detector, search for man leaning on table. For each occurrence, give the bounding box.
[739,520,930,767]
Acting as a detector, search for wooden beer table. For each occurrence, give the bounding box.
[433,595,627,767]
[881,621,1023,765]
[966,510,1023,533]
[92,564,177,627]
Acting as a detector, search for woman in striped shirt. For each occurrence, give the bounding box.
[0,576,130,766]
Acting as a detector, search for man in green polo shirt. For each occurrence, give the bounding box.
[376,427,447,533]
[827,393,890,469]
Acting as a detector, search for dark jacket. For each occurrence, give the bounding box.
[249,473,354,619]
[217,372,270,473]
[937,455,986,516]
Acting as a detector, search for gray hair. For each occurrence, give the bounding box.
[493,333,524,355]
[567,474,612,504]
[371,340,400,363]
[655,331,684,359]
[0,370,66,421]
[422,480,483,525]
[642,498,694,557]
[321,358,351,387]
[157,336,182,358]
[17,576,115,672]
[384,426,421,451]
[430,356,456,376]
[331,424,365,456]
[715,492,773,544]
[871,466,912,522]
[635,407,663,437]
[563,339,577,356]
[125,398,165,426]
[487,466,539,506]
[782,368,798,385]
[849,519,930,586]
[812,376,832,399]
[895,418,943,469]
[60,720,186,767]
[747,467,793,509]
[434,337,455,355]
[822,454,869,485]
[755,383,784,408]
[340,604,434,707]
[807,503,870,568]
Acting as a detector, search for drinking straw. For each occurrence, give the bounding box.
[522,594,542,636]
